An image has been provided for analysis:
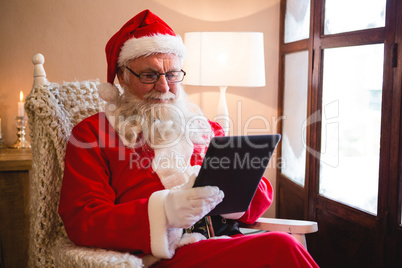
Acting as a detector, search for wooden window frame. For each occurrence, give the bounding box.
[277,0,402,265]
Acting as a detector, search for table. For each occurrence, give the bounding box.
[0,148,32,268]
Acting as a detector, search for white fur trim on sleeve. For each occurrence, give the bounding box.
[177,232,206,248]
[148,190,182,259]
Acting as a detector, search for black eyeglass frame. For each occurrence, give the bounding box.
[124,66,186,84]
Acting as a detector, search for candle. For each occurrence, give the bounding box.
[0,117,2,139]
[18,91,24,117]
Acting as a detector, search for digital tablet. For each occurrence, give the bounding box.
[193,134,281,216]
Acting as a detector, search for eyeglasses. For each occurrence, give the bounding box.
[125,66,186,84]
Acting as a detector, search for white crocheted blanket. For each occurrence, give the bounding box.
[25,81,144,267]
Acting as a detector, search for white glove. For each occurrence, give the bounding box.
[164,182,224,229]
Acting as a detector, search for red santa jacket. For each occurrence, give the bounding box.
[58,112,273,258]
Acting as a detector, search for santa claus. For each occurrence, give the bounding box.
[58,9,318,267]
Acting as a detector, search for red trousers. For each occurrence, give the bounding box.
[153,232,319,267]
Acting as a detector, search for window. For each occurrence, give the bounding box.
[281,51,309,186]
[319,44,384,215]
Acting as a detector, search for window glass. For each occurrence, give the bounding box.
[284,0,311,43]
[281,51,309,186]
[324,0,386,35]
[319,44,384,215]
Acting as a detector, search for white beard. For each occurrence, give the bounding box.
[105,85,213,189]
[108,85,212,149]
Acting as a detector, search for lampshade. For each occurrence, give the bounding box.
[183,32,266,87]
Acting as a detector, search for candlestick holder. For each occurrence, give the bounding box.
[10,116,31,149]
[0,137,5,149]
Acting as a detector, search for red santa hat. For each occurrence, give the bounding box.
[98,9,186,102]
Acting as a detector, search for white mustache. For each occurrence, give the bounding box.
[145,91,176,101]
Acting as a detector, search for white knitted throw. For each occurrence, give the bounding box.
[25,81,144,267]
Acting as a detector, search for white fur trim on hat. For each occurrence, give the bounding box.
[98,83,120,102]
[118,34,186,67]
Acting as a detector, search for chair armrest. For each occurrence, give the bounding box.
[239,217,318,234]
[54,237,145,267]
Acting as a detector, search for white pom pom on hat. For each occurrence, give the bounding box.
[98,83,120,103]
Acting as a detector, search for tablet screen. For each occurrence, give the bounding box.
[193,134,281,216]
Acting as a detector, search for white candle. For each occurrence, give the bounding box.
[0,117,2,139]
[18,91,24,117]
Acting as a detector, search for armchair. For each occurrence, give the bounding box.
[25,53,317,267]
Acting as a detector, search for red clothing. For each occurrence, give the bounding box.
[154,232,318,268]
[59,112,272,256]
